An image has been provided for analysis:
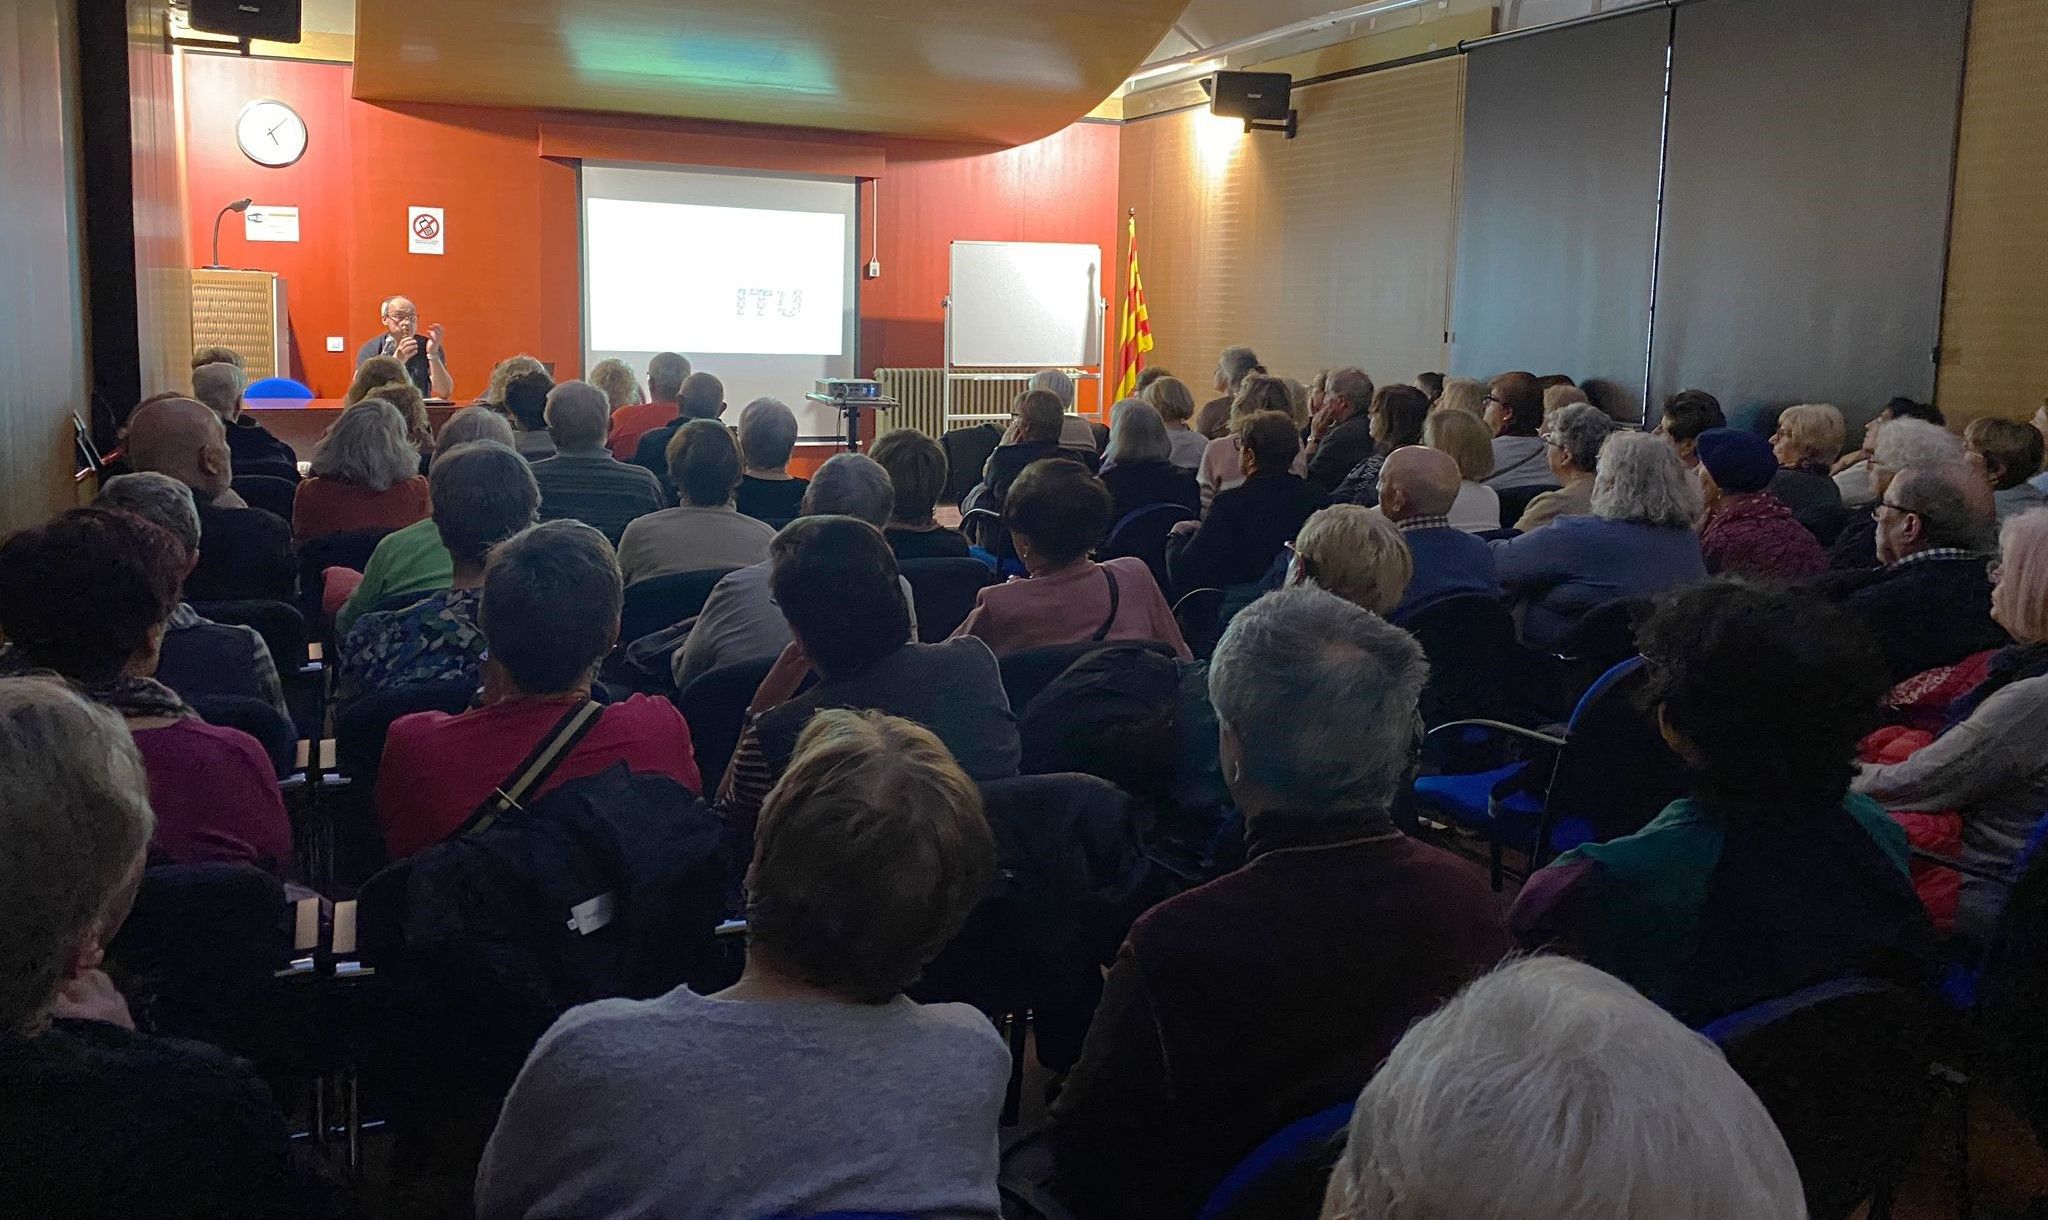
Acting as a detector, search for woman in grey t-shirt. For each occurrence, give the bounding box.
[477,709,1007,1220]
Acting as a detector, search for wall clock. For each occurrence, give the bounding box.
[236,98,307,168]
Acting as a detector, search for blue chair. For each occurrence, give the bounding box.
[1410,655,1685,889]
[244,376,314,400]
[1196,1102,1355,1220]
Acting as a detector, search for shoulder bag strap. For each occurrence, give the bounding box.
[1091,564,1123,642]
[459,700,606,837]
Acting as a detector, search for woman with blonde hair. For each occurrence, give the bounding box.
[292,398,431,542]
[1769,402,1850,543]
[587,358,646,412]
[1141,375,1209,470]
[1435,376,1487,419]
[1198,374,1307,509]
[1286,504,1412,617]
[1423,406,1501,533]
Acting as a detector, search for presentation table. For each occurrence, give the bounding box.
[246,398,460,456]
[804,393,899,454]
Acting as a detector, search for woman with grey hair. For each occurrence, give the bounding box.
[1099,400,1199,522]
[0,677,333,1217]
[1051,586,1504,1220]
[1490,431,1707,647]
[734,397,809,526]
[1320,956,1806,1220]
[292,398,431,543]
[1515,402,1614,531]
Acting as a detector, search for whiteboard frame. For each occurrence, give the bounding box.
[942,241,1107,432]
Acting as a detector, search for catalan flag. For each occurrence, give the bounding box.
[1115,212,1154,400]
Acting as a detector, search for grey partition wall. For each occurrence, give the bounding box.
[1649,0,1969,426]
[1450,8,1672,424]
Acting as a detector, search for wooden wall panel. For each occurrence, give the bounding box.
[1119,58,1465,395]
[0,0,86,533]
[130,2,191,397]
[1937,0,2048,425]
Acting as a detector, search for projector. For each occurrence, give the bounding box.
[816,378,882,399]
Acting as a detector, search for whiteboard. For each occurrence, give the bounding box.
[947,241,1103,369]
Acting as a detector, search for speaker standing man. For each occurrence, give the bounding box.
[357,295,453,399]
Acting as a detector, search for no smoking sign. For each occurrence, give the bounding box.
[408,206,445,256]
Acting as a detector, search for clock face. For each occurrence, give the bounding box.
[236,99,307,168]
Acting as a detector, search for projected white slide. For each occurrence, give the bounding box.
[586,199,846,357]
[581,164,859,438]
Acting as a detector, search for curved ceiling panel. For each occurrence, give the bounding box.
[350,0,1190,145]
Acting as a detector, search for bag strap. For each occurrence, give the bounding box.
[459,700,606,837]
[1091,564,1123,642]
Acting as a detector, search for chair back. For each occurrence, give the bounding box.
[1102,502,1195,593]
[244,376,314,400]
[1400,593,1522,727]
[188,693,297,778]
[676,655,779,788]
[997,640,1178,715]
[1173,587,1226,660]
[334,679,478,782]
[186,598,309,670]
[1544,655,1686,841]
[1701,978,1934,1220]
[620,567,739,646]
[1977,821,2048,1141]
[1197,1102,1355,1220]
[231,473,299,521]
[1496,482,1559,529]
[297,527,394,619]
[899,557,994,642]
[939,423,1003,505]
[960,507,1009,557]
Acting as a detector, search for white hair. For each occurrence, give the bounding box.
[1548,403,1615,472]
[738,397,800,472]
[1208,586,1428,813]
[1323,956,1807,1220]
[312,399,420,491]
[96,472,201,556]
[1104,400,1173,466]
[437,405,517,453]
[543,381,612,450]
[189,362,246,421]
[1029,369,1077,409]
[1592,431,1702,529]
[1872,417,1963,474]
[802,453,895,528]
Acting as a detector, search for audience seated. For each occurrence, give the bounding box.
[1830,416,1964,570]
[529,380,664,545]
[1436,375,1485,418]
[191,360,297,482]
[721,516,1021,844]
[1491,431,1707,648]
[1515,403,1612,531]
[1302,366,1377,495]
[339,441,539,706]
[632,371,729,489]
[366,377,436,462]
[1141,375,1210,469]
[1809,458,2006,684]
[501,366,558,462]
[122,396,294,606]
[957,460,1189,659]
[0,510,289,873]
[609,351,690,461]
[733,397,810,525]
[1031,368,1103,458]
[1172,413,1328,597]
[95,474,288,721]
[1422,404,1502,533]
[1198,375,1305,507]
[335,406,512,637]
[585,357,645,412]
[870,429,972,561]
[1654,388,1727,469]
[1696,428,1828,580]
[1333,384,1430,507]
[1513,582,1935,1022]
[1481,372,1554,492]
[1099,401,1200,521]
[1282,505,1411,617]
[476,709,999,1220]
[1193,344,1264,439]
[0,678,328,1218]
[292,399,432,543]
[342,354,408,408]
[978,389,1070,513]
[1855,508,2048,943]
[1542,381,1591,421]
[1835,398,1945,508]
[377,521,701,860]
[1966,416,2047,521]
[1050,587,1506,1220]
[617,420,777,585]
[1319,956,1807,1220]
[1768,402,1850,543]
[1379,446,1500,622]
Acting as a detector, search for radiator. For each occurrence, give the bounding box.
[875,369,1028,439]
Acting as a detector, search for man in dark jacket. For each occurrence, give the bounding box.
[125,398,295,603]
[1809,460,2007,683]
[631,371,729,499]
[1303,365,1376,495]
[192,361,299,482]
[1049,587,1507,1220]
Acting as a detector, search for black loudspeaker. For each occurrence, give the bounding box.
[1206,71,1293,123]
[188,0,302,43]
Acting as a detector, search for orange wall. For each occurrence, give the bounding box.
[180,53,1119,408]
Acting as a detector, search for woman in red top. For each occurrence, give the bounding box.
[377,520,701,859]
[293,399,431,543]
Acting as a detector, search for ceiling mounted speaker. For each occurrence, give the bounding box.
[188,0,302,43]
[1204,70,1298,138]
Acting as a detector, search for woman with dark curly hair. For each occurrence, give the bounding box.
[1510,581,1935,1023]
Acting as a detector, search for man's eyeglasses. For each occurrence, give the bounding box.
[1876,498,1917,516]
[384,311,417,324]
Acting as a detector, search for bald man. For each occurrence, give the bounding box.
[358,294,453,399]
[631,371,730,498]
[1378,445,1499,622]
[126,396,295,602]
